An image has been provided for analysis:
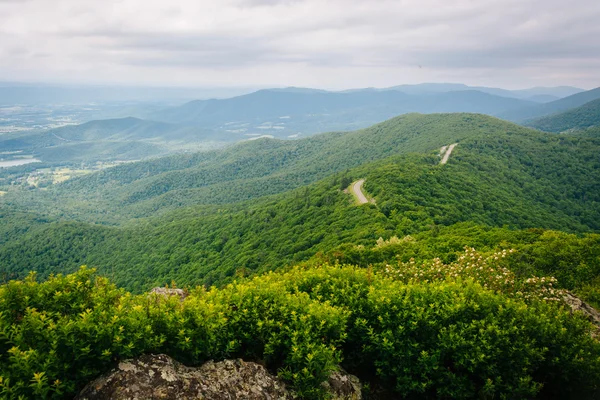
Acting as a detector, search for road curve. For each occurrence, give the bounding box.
[440,143,457,165]
[352,179,369,204]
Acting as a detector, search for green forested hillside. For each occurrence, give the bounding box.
[3,113,588,223]
[35,140,168,163]
[1,114,599,292]
[526,98,600,132]
[571,126,600,138]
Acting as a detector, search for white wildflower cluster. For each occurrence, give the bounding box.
[520,276,564,302]
[382,247,564,303]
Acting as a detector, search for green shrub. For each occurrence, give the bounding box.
[1,265,599,399]
[202,275,348,398]
[280,265,600,399]
[0,267,346,399]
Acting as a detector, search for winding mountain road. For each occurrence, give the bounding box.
[351,179,369,204]
[440,143,457,164]
[350,144,456,206]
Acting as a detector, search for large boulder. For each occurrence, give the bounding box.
[76,354,362,399]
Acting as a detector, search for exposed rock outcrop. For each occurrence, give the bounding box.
[77,355,291,400]
[76,354,362,400]
[564,291,600,338]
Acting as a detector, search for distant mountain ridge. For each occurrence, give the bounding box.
[1,83,593,166]
[371,83,583,100]
[526,98,600,132]
[524,94,559,103]
[500,87,600,122]
[0,82,583,105]
[151,89,535,137]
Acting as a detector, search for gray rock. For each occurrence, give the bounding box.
[77,355,292,400]
[149,287,188,301]
[323,369,362,399]
[76,354,362,400]
[564,291,600,338]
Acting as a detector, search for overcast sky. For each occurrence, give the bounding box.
[0,0,599,90]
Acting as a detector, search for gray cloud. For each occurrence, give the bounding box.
[0,0,598,89]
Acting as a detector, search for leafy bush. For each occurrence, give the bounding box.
[200,276,348,398]
[1,264,599,399]
[0,267,346,399]
[281,265,600,399]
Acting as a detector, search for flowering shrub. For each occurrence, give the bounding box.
[382,247,566,303]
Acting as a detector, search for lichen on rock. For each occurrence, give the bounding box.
[322,369,362,400]
[76,354,362,399]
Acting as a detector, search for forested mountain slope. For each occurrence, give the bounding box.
[2,113,571,223]
[573,126,600,138]
[1,113,599,292]
[526,98,600,132]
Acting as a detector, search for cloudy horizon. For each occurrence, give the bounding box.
[1,0,599,91]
